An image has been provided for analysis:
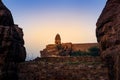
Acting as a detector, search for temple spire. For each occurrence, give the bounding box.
[55,33,61,44]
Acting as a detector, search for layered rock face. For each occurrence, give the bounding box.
[0,25,26,62]
[96,0,120,80]
[0,0,26,80]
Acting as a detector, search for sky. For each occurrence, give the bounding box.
[3,0,107,60]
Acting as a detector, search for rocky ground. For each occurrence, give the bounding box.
[18,56,109,80]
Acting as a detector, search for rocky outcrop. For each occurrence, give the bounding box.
[0,0,26,80]
[0,0,14,26]
[0,25,26,80]
[96,0,120,80]
[0,25,26,62]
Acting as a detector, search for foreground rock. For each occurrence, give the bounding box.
[0,25,26,62]
[0,0,26,80]
[96,0,120,80]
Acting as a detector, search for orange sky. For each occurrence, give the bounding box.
[3,0,106,60]
[24,11,99,59]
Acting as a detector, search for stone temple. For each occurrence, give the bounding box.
[55,33,61,44]
[40,34,98,57]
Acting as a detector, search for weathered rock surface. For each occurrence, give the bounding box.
[18,57,109,80]
[0,0,26,80]
[0,22,26,80]
[96,0,120,80]
[0,25,26,62]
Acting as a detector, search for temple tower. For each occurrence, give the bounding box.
[55,33,61,44]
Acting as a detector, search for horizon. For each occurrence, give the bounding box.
[3,0,107,60]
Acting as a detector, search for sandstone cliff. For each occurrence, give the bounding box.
[0,0,26,80]
[96,0,120,80]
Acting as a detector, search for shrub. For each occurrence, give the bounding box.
[88,46,100,57]
[70,50,88,56]
[70,46,100,57]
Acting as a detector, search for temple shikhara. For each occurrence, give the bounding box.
[55,33,61,44]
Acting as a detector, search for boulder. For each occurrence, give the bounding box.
[96,0,120,80]
[0,0,26,80]
[0,25,26,80]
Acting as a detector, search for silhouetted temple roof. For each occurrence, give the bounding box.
[55,34,61,40]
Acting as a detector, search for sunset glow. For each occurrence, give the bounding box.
[3,0,107,59]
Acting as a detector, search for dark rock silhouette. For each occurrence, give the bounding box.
[0,0,14,26]
[0,25,26,62]
[96,0,120,80]
[0,0,26,80]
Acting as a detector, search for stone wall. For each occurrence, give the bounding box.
[72,43,98,52]
[18,57,109,80]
